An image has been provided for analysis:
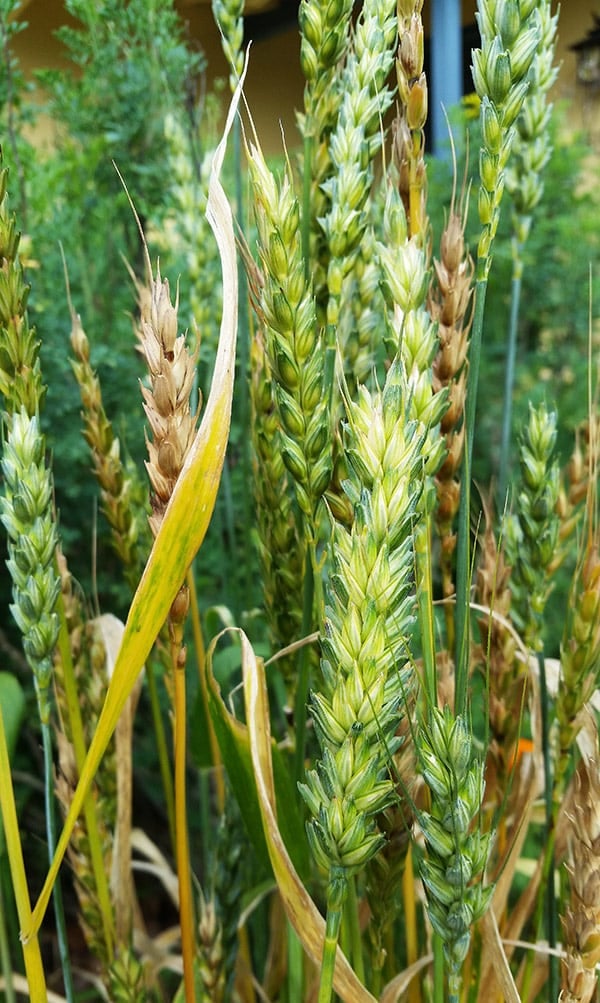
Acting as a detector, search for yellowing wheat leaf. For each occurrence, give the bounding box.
[24,65,246,943]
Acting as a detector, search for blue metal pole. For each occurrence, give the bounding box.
[430,0,463,157]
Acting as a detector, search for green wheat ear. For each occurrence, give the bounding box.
[0,410,59,725]
[555,538,600,795]
[212,0,244,92]
[247,140,332,527]
[320,0,397,335]
[505,0,559,245]
[561,747,600,1002]
[505,401,560,651]
[472,0,541,274]
[417,705,493,1002]
[250,328,305,701]
[300,360,426,1000]
[0,165,46,415]
[298,0,354,305]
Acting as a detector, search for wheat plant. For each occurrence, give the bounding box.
[2,2,599,1003]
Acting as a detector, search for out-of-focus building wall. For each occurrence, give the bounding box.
[9,1,600,154]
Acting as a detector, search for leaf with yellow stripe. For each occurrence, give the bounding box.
[24,66,246,943]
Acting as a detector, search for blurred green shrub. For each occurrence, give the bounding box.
[0,0,206,618]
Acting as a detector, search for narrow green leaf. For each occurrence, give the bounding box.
[0,672,25,857]
[189,685,213,769]
[205,629,309,880]
[0,673,24,766]
[205,653,271,873]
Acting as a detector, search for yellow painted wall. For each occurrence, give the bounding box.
[552,1,600,141]
[176,3,305,152]
[9,1,600,153]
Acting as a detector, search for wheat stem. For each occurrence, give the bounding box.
[345,875,365,985]
[293,543,316,786]
[55,587,115,960]
[415,518,437,706]
[174,632,197,1003]
[145,658,176,851]
[433,933,445,1003]
[403,846,421,1003]
[41,720,75,1002]
[455,279,486,716]
[498,262,523,500]
[318,869,347,1003]
[189,567,225,814]
[287,921,304,1001]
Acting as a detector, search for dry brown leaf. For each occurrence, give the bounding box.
[379,954,433,1002]
[479,909,521,1003]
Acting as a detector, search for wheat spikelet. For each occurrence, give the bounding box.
[213,791,246,998]
[70,309,148,590]
[364,704,416,982]
[107,948,147,1003]
[197,889,226,1003]
[505,0,559,245]
[134,264,198,541]
[212,0,244,92]
[250,329,304,698]
[300,362,424,885]
[0,163,45,415]
[560,750,600,1003]
[472,0,541,273]
[247,140,331,525]
[298,0,354,308]
[474,504,522,795]
[52,554,125,970]
[505,401,561,652]
[55,726,114,967]
[337,225,386,393]
[429,192,474,604]
[395,1,427,238]
[151,109,223,386]
[1,410,60,725]
[377,179,447,477]
[321,0,397,339]
[553,418,600,573]
[555,543,600,793]
[417,706,493,1000]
